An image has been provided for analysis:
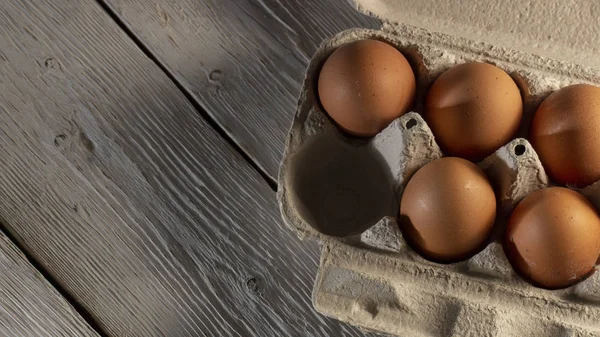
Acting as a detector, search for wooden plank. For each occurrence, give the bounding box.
[0,0,378,336]
[102,0,381,180]
[0,231,99,337]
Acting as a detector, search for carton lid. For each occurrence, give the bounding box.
[352,0,600,69]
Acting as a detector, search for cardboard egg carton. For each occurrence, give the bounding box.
[277,24,600,337]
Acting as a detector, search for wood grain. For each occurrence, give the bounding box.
[102,0,381,180]
[0,0,378,336]
[0,231,99,337]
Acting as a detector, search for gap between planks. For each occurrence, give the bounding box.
[95,0,278,191]
[0,226,110,337]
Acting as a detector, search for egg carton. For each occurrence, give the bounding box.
[277,25,600,337]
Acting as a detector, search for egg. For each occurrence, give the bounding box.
[399,157,497,262]
[505,187,600,289]
[530,84,600,187]
[425,62,523,161]
[318,39,416,137]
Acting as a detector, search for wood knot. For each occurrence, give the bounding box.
[44,58,61,70]
[209,70,223,83]
[245,276,263,296]
[54,134,67,147]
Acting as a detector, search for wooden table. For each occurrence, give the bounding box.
[0,0,383,336]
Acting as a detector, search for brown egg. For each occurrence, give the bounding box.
[505,187,600,289]
[530,84,600,187]
[399,157,497,262]
[425,62,523,162]
[318,39,416,137]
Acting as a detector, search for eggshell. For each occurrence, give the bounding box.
[399,157,496,262]
[505,187,600,289]
[318,39,416,137]
[425,62,523,162]
[530,84,600,187]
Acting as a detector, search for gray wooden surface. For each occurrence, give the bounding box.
[0,232,99,337]
[102,0,381,180]
[0,0,378,336]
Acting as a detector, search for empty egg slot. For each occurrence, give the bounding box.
[285,131,397,237]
